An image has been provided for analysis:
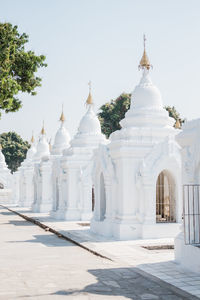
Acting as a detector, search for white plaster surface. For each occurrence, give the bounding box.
[175,231,200,274]
[174,118,200,273]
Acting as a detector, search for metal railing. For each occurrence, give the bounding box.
[183,184,200,245]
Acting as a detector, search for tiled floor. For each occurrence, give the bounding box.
[139,262,200,297]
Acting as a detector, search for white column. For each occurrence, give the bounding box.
[143,184,156,224]
[38,161,53,212]
[115,158,137,222]
[81,181,92,220]
[64,167,81,220]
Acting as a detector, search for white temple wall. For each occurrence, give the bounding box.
[91,141,182,240]
[56,147,105,221]
[64,167,81,220]
[32,164,40,211]
[51,157,62,216]
[19,168,34,207]
[175,119,200,273]
[0,173,12,205]
[11,171,20,204]
[80,174,93,221]
[0,172,13,205]
[32,159,53,213]
[91,146,116,237]
[37,160,53,213]
[56,173,67,219]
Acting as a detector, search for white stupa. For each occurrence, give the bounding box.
[20,134,37,168]
[32,123,52,212]
[34,124,50,161]
[91,37,182,240]
[50,108,71,215]
[0,146,8,170]
[18,134,37,207]
[52,84,108,220]
[26,135,37,162]
[0,144,12,204]
[51,107,71,155]
[69,88,105,149]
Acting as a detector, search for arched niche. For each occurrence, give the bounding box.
[100,173,106,221]
[55,177,59,210]
[156,170,176,223]
[0,183,4,189]
[92,185,95,211]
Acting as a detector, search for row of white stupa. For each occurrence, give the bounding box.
[13,82,107,222]
[1,38,200,278]
[0,39,183,241]
[7,37,183,241]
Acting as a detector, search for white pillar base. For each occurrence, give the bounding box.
[81,211,93,221]
[142,223,181,239]
[90,218,113,237]
[64,208,81,221]
[50,209,65,220]
[32,202,52,213]
[112,220,141,240]
[175,232,200,273]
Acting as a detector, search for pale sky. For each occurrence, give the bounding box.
[0,0,200,143]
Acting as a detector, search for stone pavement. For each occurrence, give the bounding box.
[1,205,199,299]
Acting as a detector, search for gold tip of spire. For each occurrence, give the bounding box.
[139,49,151,70]
[86,92,93,105]
[60,112,65,122]
[0,144,2,150]
[41,121,45,135]
[175,119,181,129]
[31,132,34,143]
[139,34,152,70]
[59,104,65,122]
[86,81,93,105]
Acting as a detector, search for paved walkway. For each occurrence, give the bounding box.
[0,206,199,300]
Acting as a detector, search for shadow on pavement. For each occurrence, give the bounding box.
[7,234,75,247]
[16,267,197,300]
[8,220,35,226]
[51,267,198,300]
[0,211,15,216]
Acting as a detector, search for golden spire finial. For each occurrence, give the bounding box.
[0,144,2,151]
[139,34,152,70]
[86,81,93,105]
[59,104,65,122]
[175,119,181,129]
[41,121,45,135]
[31,131,34,143]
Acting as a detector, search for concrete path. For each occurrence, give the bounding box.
[7,206,200,298]
[0,206,198,300]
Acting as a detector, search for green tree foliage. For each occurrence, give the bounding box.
[0,23,47,116]
[98,93,131,138]
[165,106,185,127]
[0,132,30,173]
[98,93,185,138]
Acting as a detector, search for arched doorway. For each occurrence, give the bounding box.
[55,178,59,210]
[156,170,176,223]
[100,173,106,221]
[92,186,95,211]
